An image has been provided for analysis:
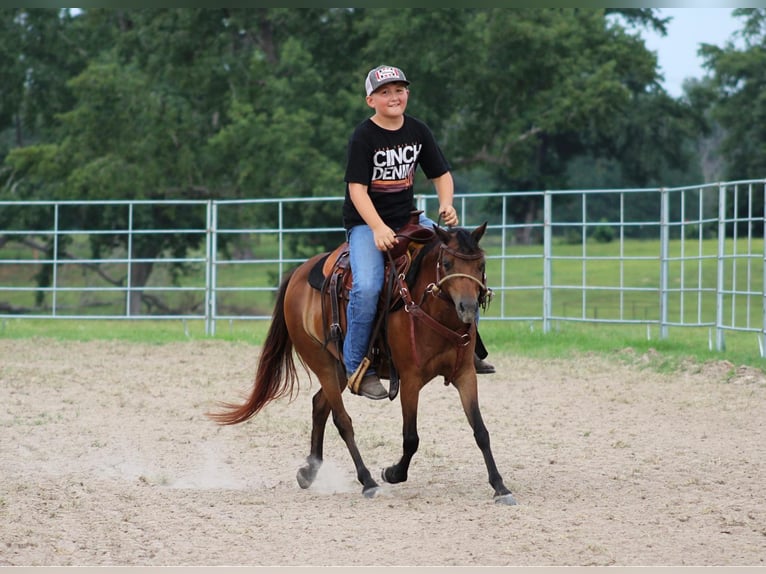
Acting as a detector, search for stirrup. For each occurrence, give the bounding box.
[347,356,372,395]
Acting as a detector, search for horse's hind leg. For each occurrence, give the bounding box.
[296,373,380,497]
[330,400,380,497]
[297,388,330,489]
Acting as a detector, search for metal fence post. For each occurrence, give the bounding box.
[581,192,587,320]
[126,203,133,317]
[204,200,216,336]
[659,188,669,339]
[52,203,59,317]
[278,200,284,282]
[499,194,508,319]
[543,190,552,334]
[761,181,766,357]
[415,193,426,214]
[716,183,726,351]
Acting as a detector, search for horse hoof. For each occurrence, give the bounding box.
[362,485,380,499]
[494,493,518,506]
[296,466,314,489]
[380,467,406,484]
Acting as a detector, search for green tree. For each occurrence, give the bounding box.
[2,8,721,312]
[0,9,98,149]
[699,8,766,235]
[445,9,697,240]
[205,9,356,255]
[3,10,224,312]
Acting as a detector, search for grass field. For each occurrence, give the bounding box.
[1,316,764,375]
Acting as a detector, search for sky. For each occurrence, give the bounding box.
[641,8,744,97]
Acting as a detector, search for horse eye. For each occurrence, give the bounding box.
[443,259,453,271]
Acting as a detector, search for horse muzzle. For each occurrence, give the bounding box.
[455,297,479,324]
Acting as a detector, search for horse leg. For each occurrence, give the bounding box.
[455,377,517,505]
[329,400,380,497]
[381,383,420,484]
[297,388,330,489]
[283,256,382,498]
[295,363,380,497]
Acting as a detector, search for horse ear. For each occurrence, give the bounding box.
[471,222,488,243]
[433,224,451,244]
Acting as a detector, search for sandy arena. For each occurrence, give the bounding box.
[1,338,765,566]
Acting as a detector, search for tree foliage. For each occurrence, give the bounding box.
[697,8,766,233]
[0,8,759,312]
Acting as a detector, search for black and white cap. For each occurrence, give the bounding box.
[365,65,410,96]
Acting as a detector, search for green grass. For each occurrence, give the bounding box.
[479,320,765,371]
[0,317,270,345]
[1,317,764,374]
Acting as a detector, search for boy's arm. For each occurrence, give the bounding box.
[432,172,459,227]
[348,182,399,251]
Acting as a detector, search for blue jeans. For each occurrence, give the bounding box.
[343,213,436,375]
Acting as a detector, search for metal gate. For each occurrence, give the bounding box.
[1,180,764,355]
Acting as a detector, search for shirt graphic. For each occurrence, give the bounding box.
[370,143,422,194]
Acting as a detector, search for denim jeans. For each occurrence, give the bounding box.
[343,213,436,375]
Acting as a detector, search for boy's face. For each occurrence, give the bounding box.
[366,82,409,118]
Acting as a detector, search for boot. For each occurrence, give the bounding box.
[358,372,388,400]
[474,353,496,374]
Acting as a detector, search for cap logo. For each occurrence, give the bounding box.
[374,67,402,82]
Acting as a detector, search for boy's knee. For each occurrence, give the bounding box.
[352,282,382,304]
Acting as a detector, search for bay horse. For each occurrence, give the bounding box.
[208,220,517,505]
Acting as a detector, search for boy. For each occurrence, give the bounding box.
[342,64,493,400]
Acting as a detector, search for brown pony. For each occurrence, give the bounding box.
[209,222,517,505]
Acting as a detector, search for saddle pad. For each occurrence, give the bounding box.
[308,252,331,291]
[308,242,350,292]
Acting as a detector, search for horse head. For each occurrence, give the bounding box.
[432,222,490,324]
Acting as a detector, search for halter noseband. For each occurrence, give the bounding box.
[427,243,492,309]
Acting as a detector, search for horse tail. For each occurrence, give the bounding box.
[207,268,299,426]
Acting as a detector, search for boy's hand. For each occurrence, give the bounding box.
[439,205,459,227]
[373,225,399,252]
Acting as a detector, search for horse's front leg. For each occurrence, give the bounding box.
[381,382,420,484]
[455,375,517,505]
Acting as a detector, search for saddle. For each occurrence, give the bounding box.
[307,211,436,398]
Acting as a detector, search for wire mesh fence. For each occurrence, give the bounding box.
[1,179,763,355]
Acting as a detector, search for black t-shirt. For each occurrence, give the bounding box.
[342,114,451,230]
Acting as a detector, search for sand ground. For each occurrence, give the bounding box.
[1,338,765,566]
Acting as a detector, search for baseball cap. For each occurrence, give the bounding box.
[364,65,410,96]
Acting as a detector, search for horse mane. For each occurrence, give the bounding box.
[452,227,483,254]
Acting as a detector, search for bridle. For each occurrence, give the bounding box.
[424,243,492,310]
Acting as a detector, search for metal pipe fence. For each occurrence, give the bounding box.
[1,179,764,355]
